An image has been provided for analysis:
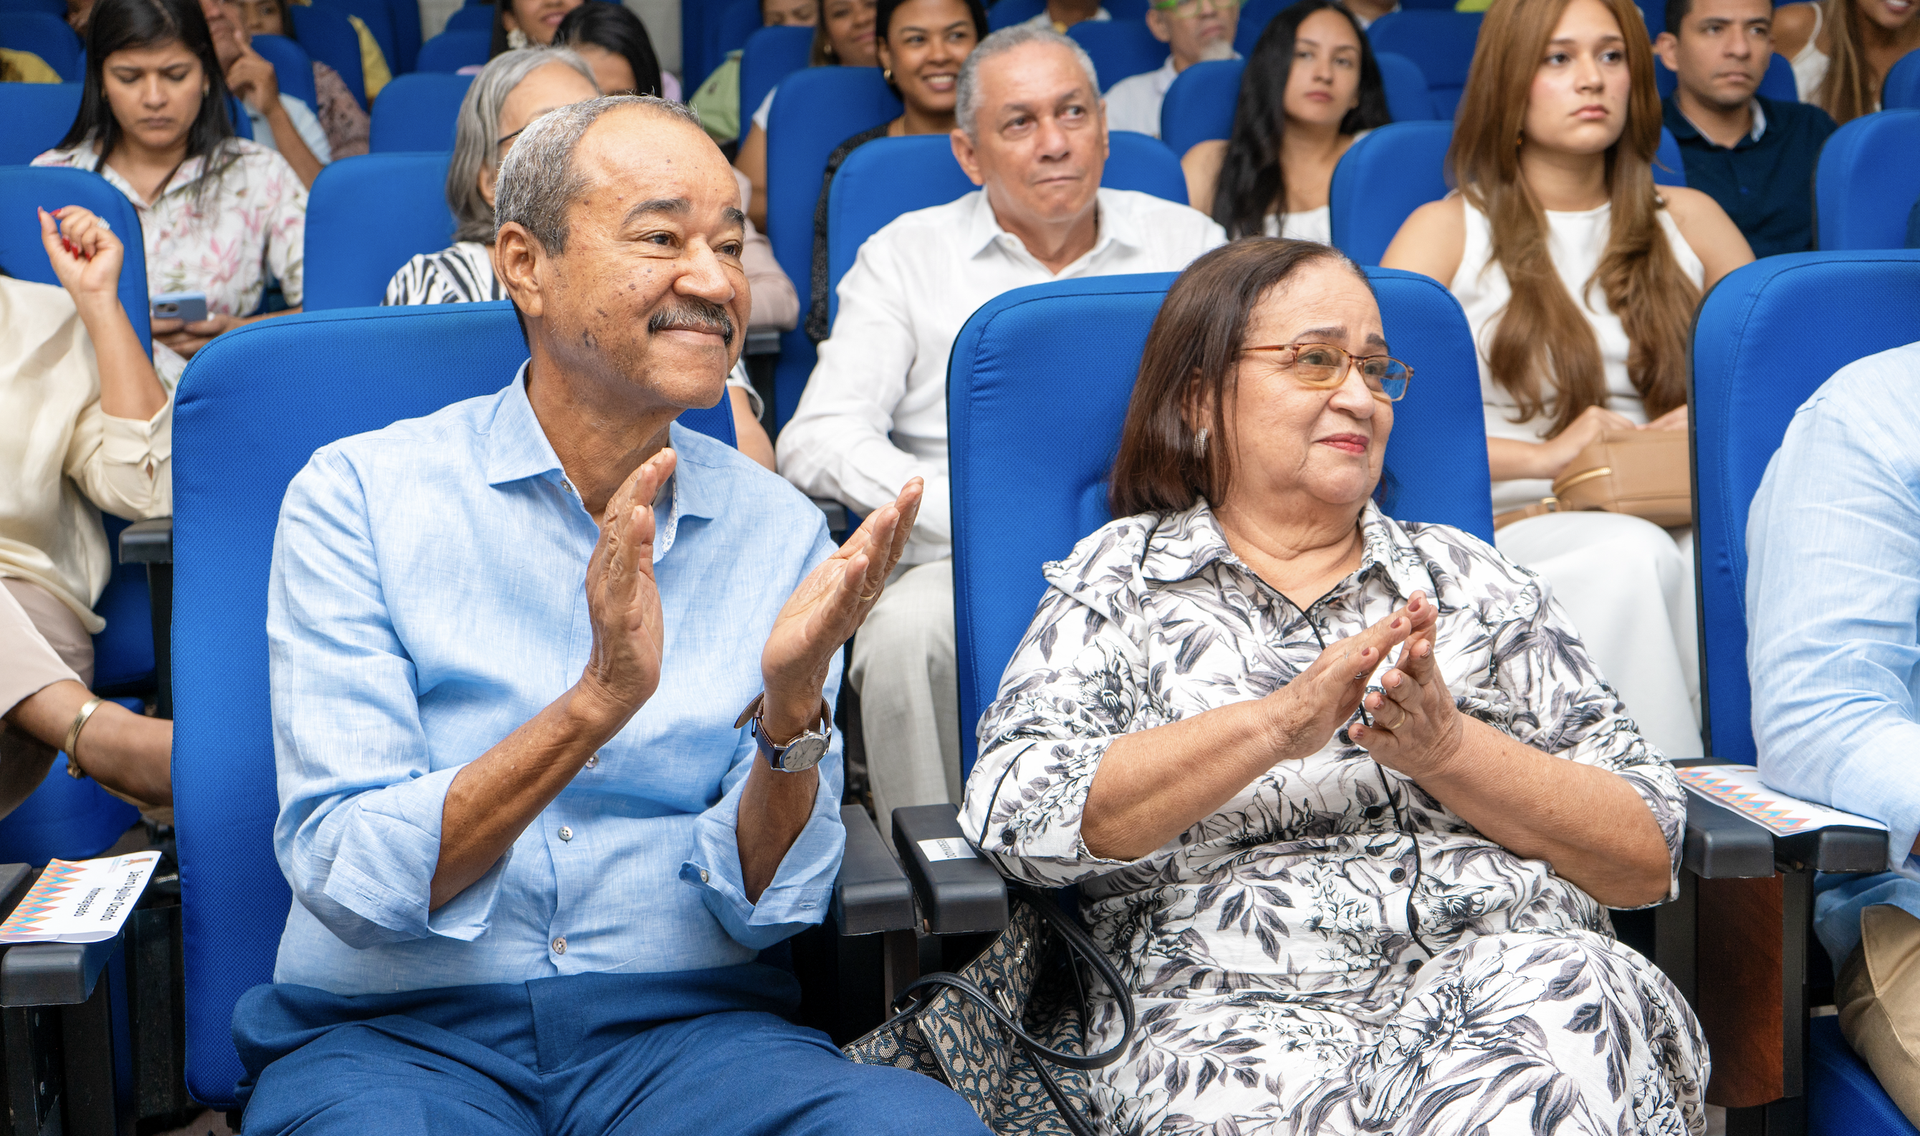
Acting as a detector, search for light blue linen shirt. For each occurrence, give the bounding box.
[266,366,845,996]
[1748,341,1920,968]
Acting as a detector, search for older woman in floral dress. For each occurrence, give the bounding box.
[960,238,1707,1136]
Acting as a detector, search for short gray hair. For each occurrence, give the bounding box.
[447,47,599,244]
[494,94,701,255]
[954,26,1100,140]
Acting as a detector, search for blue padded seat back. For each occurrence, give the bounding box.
[1887,47,1920,109]
[92,512,155,691]
[1233,0,1285,55]
[0,10,79,76]
[1815,109,1920,250]
[248,33,318,110]
[821,131,1187,331]
[289,2,366,107]
[948,268,1491,776]
[416,27,487,71]
[1365,10,1479,117]
[0,0,68,18]
[707,0,762,86]
[0,165,151,353]
[382,0,419,73]
[312,0,396,85]
[1159,54,1434,160]
[1329,120,1451,266]
[988,0,1043,29]
[0,749,140,866]
[740,24,815,136]
[1160,57,1241,158]
[765,64,901,425]
[169,302,734,1109]
[303,152,455,309]
[1809,1015,1920,1136]
[443,5,491,33]
[369,71,471,151]
[1691,251,1920,763]
[0,80,80,164]
[1067,19,1165,90]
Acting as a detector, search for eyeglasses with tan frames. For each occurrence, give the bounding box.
[1240,342,1413,402]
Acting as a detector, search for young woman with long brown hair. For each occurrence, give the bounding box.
[1381,0,1750,758]
[1775,0,1920,123]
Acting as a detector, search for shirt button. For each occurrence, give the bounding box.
[562,479,576,495]
[558,826,573,842]
[584,753,598,769]
[552,937,567,955]
[699,869,710,883]
[1390,867,1407,883]
[1408,958,1424,973]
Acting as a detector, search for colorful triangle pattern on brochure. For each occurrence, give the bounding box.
[1676,769,1812,834]
[0,859,88,933]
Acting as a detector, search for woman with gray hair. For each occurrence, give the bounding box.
[382,46,599,307]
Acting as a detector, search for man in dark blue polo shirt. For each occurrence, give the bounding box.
[1657,0,1836,257]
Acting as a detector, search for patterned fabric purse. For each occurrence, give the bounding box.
[843,884,1137,1136]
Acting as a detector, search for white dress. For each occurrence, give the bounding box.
[1451,198,1707,759]
[1788,1,1831,101]
[1259,130,1372,244]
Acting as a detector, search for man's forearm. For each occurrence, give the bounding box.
[264,104,323,188]
[735,689,825,902]
[429,681,630,909]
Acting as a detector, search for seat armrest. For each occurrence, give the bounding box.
[746,328,781,357]
[0,866,120,1008]
[118,517,173,565]
[1675,758,1891,876]
[832,805,916,935]
[892,804,1009,935]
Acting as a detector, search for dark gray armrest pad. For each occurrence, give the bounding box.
[0,866,117,1007]
[119,516,173,564]
[745,328,781,356]
[1675,759,1890,877]
[833,805,915,935]
[893,804,1008,935]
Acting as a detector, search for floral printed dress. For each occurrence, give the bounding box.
[960,500,1708,1136]
[34,138,307,317]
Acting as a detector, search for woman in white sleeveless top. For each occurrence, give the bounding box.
[1181,0,1391,241]
[1775,0,1920,123]
[1383,0,1751,759]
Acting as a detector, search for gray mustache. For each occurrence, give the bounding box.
[648,300,735,347]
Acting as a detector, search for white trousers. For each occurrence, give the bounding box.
[1496,511,1702,758]
[849,559,960,849]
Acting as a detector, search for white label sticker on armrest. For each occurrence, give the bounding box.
[918,837,976,863]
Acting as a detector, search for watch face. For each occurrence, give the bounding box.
[778,733,830,772]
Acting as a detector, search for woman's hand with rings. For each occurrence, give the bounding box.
[1350,590,1464,778]
[1259,600,1417,762]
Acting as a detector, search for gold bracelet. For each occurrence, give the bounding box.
[63,695,105,778]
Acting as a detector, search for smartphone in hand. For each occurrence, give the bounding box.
[151,292,208,323]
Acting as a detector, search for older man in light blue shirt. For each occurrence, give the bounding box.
[235,94,983,1136]
[1749,339,1920,1123]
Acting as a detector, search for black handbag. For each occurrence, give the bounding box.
[842,884,1137,1136]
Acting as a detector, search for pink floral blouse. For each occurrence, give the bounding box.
[34,138,308,315]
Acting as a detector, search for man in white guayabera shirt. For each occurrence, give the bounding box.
[775,25,1224,848]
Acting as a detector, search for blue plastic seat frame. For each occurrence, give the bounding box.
[0,9,80,77]
[0,80,81,164]
[1066,19,1165,90]
[415,27,488,72]
[289,2,367,108]
[947,268,1493,777]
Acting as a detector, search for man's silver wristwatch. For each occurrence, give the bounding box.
[733,693,834,772]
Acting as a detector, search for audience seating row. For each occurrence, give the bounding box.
[1815,108,1920,250]
[0,9,78,77]
[367,69,471,150]
[1157,54,1434,158]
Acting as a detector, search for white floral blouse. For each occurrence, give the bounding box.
[959,500,1700,1133]
[34,138,308,315]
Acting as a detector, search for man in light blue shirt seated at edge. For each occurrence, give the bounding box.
[1748,339,1920,1126]
[236,94,986,1136]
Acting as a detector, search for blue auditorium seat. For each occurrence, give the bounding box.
[415,26,487,71]
[0,0,67,18]
[0,80,80,164]
[0,10,79,77]
[1365,10,1481,117]
[0,165,150,352]
[1815,109,1920,250]
[1691,249,1920,1132]
[302,152,455,309]
[820,130,1186,331]
[443,4,492,33]
[1655,50,1796,102]
[1158,52,1433,160]
[1067,18,1164,89]
[382,0,419,73]
[989,0,1148,30]
[764,64,900,425]
[1329,120,1684,266]
[1232,0,1284,55]
[369,70,471,150]
[312,0,397,83]
[1886,46,1920,109]
[946,267,1492,774]
[248,33,319,111]
[705,0,763,87]
[168,303,735,1110]
[289,1,367,107]
[739,23,814,133]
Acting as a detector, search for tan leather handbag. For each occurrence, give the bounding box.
[1493,428,1693,530]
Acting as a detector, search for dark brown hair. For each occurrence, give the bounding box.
[1110,238,1368,517]
[1452,0,1699,436]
